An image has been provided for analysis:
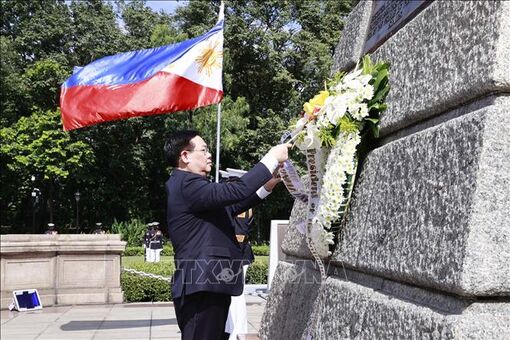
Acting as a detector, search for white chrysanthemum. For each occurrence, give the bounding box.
[349,102,369,121]
[309,225,334,258]
[343,90,360,105]
[341,68,362,85]
[360,74,371,86]
[314,131,361,233]
[345,78,364,92]
[361,84,374,100]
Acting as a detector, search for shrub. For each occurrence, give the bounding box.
[245,260,268,284]
[123,244,174,256]
[121,252,268,302]
[252,244,269,256]
[161,244,174,256]
[121,273,172,302]
[111,218,147,246]
[123,246,144,256]
[121,260,174,302]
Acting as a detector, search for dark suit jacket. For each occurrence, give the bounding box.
[233,210,255,264]
[166,162,272,299]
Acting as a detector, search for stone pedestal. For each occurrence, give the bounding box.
[261,1,510,339]
[0,234,126,309]
[268,220,289,289]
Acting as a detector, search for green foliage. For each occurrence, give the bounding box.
[122,246,145,256]
[121,260,174,302]
[123,245,174,256]
[161,244,174,256]
[150,24,187,47]
[0,0,356,236]
[0,108,94,229]
[111,218,147,246]
[245,260,268,284]
[123,259,174,276]
[68,0,124,65]
[121,272,172,302]
[318,126,337,148]
[0,109,91,180]
[251,244,270,256]
[359,55,391,154]
[120,256,268,301]
[23,59,71,111]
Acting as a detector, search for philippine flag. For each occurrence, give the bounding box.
[60,4,224,131]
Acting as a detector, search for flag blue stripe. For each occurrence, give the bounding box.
[63,20,223,88]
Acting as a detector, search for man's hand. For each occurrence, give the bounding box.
[268,143,291,163]
[263,167,283,192]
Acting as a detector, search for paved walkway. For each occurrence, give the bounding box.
[0,295,266,340]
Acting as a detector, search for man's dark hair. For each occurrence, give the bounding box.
[164,130,200,167]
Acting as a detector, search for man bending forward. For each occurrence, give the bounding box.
[164,130,289,339]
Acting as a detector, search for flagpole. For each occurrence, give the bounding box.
[215,102,221,183]
[214,1,224,183]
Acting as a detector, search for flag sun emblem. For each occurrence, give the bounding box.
[195,39,222,77]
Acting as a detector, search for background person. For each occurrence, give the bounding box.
[93,222,105,234]
[149,222,164,263]
[44,223,57,235]
[221,171,258,339]
[143,222,155,262]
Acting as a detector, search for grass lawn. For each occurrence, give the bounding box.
[122,255,269,268]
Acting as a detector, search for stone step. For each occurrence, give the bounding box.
[261,261,510,339]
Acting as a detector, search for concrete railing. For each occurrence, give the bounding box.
[0,234,126,309]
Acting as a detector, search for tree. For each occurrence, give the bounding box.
[22,59,70,111]
[0,0,356,236]
[68,0,124,66]
[0,109,94,232]
[118,0,172,49]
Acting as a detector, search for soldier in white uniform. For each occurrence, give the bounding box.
[143,222,155,262]
[149,222,164,263]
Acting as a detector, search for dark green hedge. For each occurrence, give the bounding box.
[121,260,268,302]
[123,244,268,257]
[123,244,174,256]
[251,244,269,256]
[121,261,174,302]
[121,272,172,302]
[245,261,268,284]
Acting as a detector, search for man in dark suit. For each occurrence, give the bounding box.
[164,130,289,340]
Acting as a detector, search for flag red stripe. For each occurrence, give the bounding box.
[60,72,223,131]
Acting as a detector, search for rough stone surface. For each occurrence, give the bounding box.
[331,96,510,296]
[331,0,373,73]
[264,1,510,338]
[366,0,510,136]
[280,197,313,259]
[259,261,321,340]
[262,262,510,340]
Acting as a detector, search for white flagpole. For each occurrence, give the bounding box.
[215,2,224,183]
[215,102,221,183]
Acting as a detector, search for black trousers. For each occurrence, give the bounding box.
[173,291,231,340]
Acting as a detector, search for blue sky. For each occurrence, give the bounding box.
[65,1,187,14]
[145,0,188,14]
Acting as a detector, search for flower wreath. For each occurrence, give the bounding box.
[279,55,390,263]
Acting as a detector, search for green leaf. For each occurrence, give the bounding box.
[361,55,373,75]
[370,84,390,105]
[371,68,388,93]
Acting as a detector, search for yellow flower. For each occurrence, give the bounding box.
[303,90,329,116]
